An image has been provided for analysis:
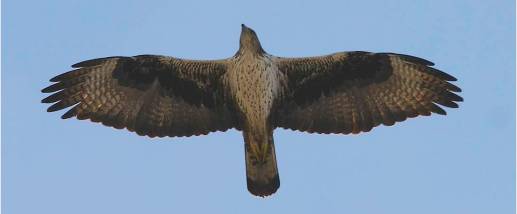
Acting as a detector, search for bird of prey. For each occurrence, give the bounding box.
[42,24,462,197]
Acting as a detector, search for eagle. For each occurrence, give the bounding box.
[42,24,462,197]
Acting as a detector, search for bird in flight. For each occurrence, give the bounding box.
[42,24,462,197]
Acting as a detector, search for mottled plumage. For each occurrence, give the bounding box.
[42,24,462,197]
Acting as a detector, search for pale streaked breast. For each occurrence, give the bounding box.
[224,54,285,124]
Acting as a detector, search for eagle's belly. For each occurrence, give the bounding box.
[225,55,285,129]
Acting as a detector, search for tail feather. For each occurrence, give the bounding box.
[246,171,280,197]
[244,131,280,197]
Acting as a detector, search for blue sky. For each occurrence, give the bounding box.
[2,0,515,213]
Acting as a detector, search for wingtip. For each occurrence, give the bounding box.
[49,75,61,82]
[384,53,435,66]
[71,56,123,68]
[41,95,56,103]
[60,107,77,119]
[71,59,96,68]
[430,103,447,115]
[71,60,92,68]
[41,82,63,93]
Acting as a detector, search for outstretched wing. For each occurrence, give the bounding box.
[42,55,237,137]
[273,51,462,134]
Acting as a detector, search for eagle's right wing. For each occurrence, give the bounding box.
[273,51,462,134]
[42,55,237,137]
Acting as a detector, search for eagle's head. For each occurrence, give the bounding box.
[238,24,265,56]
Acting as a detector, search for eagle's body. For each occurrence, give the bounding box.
[225,52,287,195]
[42,25,462,197]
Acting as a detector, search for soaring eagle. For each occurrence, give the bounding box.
[42,24,462,197]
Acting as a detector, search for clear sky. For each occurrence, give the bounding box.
[2,0,515,213]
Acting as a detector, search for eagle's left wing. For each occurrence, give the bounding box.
[42,55,237,137]
[273,51,462,134]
